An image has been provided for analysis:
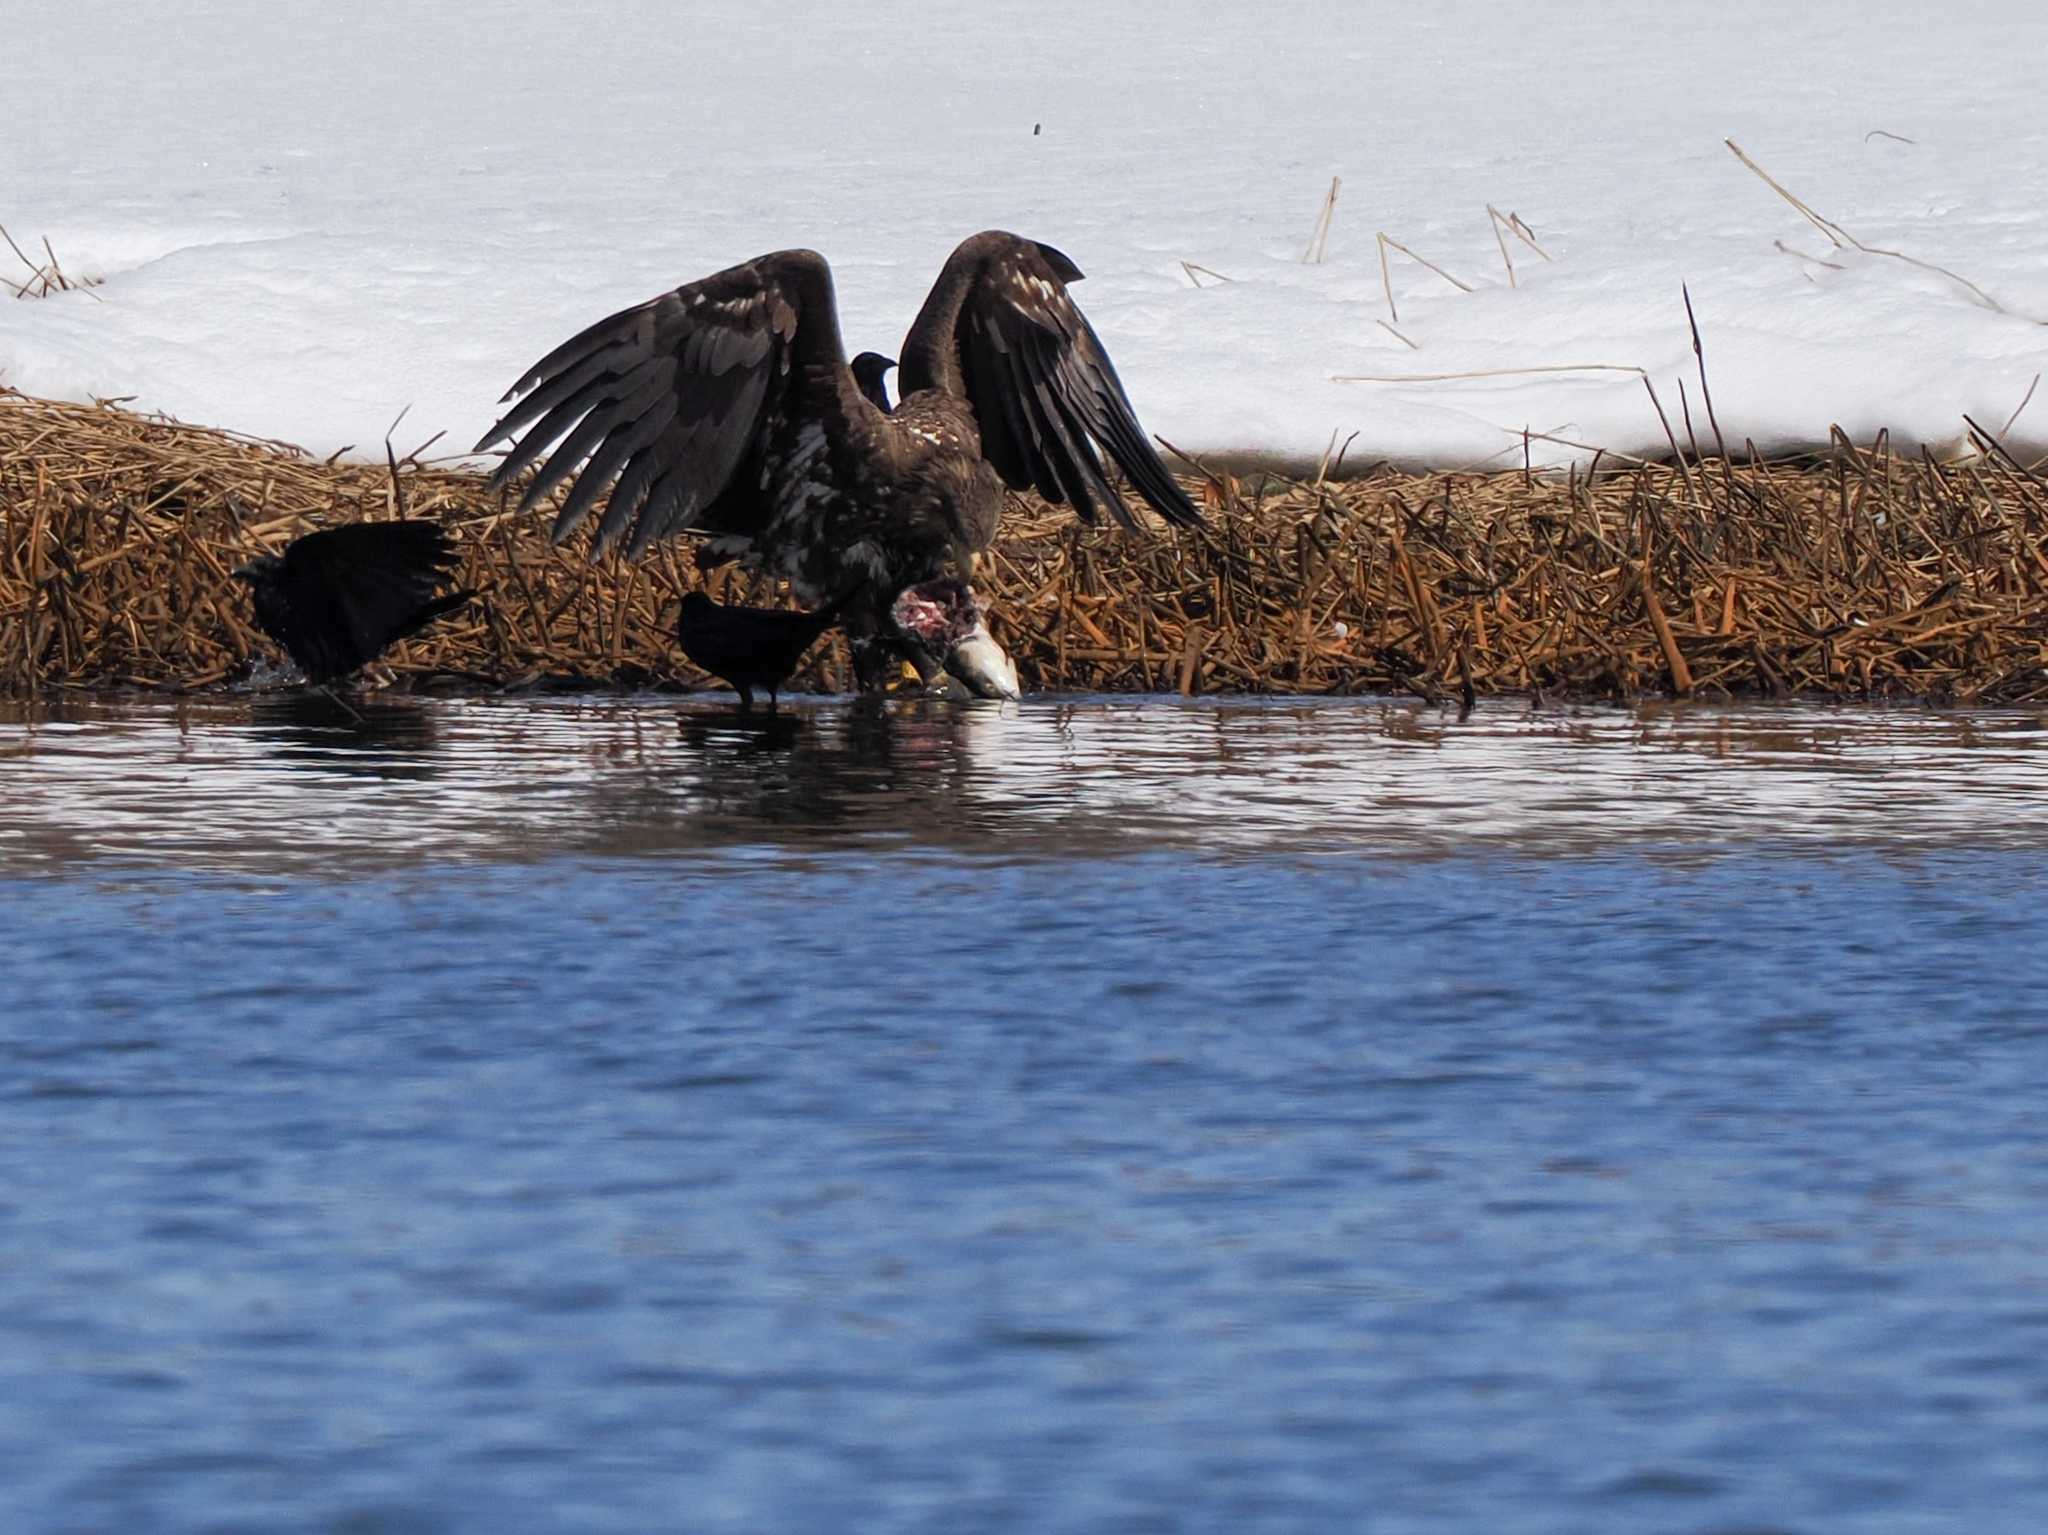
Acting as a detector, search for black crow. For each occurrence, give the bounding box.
[850,351,896,413]
[676,588,853,708]
[232,521,474,686]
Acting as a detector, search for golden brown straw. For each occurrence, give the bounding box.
[7,388,2048,704]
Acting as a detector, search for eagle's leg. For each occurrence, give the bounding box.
[845,593,920,693]
[846,588,948,694]
[850,632,909,692]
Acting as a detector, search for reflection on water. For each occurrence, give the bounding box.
[7,692,2048,1533]
[246,691,444,780]
[3,692,2048,872]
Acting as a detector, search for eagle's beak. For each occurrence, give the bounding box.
[945,619,1020,700]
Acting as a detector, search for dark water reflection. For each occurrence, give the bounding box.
[246,690,447,779]
[7,692,2048,871]
[3,693,2048,1533]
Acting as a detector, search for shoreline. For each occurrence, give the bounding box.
[6,389,2047,705]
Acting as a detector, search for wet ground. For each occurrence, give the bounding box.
[4,692,2047,1532]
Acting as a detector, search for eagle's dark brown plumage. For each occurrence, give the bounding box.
[475,232,1199,695]
[232,521,473,687]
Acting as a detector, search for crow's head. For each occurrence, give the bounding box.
[231,553,286,589]
[850,352,898,414]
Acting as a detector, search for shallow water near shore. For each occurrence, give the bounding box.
[4,692,2048,1533]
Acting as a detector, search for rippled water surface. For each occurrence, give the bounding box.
[5,692,2048,1533]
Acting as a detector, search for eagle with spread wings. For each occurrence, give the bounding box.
[474,231,1200,698]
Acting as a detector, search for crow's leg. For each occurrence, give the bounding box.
[314,682,365,723]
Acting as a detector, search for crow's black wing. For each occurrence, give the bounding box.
[278,521,468,681]
[900,231,1199,531]
[476,250,853,557]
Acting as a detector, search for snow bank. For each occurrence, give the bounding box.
[5,0,2045,471]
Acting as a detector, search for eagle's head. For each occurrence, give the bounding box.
[890,579,1020,700]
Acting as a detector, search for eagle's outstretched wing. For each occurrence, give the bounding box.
[900,231,1200,531]
[475,250,850,557]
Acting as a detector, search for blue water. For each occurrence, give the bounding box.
[5,694,2048,1533]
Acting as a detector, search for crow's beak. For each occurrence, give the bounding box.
[230,564,257,582]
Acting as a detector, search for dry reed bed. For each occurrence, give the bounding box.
[6,388,2048,703]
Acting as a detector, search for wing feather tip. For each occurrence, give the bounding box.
[548,507,587,546]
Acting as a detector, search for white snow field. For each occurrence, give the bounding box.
[5,0,2046,473]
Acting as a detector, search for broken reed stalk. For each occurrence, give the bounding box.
[1487,206,1517,287]
[1301,177,1341,264]
[2,227,102,301]
[1775,238,1844,273]
[1641,377,1705,511]
[1503,211,1550,260]
[1724,138,2030,321]
[1682,285,1741,511]
[2002,374,2041,438]
[1333,364,1646,384]
[1375,232,1472,323]
[8,388,2048,705]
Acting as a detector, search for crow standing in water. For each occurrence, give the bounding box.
[475,231,1200,701]
[676,588,851,708]
[232,521,474,686]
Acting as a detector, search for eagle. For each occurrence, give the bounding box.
[474,231,1200,697]
[232,521,473,686]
